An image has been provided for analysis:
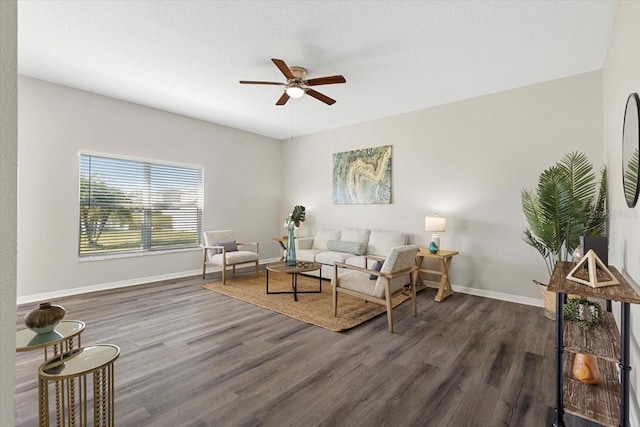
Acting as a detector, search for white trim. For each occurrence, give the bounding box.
[422,280,544,307]
[79,247,201,262]
[18,265,540,306]
[17,257,281,305]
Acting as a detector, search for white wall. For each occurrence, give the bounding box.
[282,71,603,302]
[603,1,640,423]
[0,0,17,424]
[17,77,283,300]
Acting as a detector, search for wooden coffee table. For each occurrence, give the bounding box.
[266,261,322,301]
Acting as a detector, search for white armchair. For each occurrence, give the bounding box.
[332,245,419,333]
[202,230,259,284]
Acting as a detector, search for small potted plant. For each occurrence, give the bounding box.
[521,151,607,319]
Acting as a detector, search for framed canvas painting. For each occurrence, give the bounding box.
[332,145,392,204]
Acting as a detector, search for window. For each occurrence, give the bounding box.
[79,154,203,257]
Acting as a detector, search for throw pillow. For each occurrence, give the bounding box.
[369,260,383,280]
[214,240,238,254]
[326,240,367,255]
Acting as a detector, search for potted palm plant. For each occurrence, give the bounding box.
[521,151,607,319]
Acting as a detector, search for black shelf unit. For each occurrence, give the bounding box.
[547,262,640,427]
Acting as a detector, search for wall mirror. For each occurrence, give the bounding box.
[622,93,639,208]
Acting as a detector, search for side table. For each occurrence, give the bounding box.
[273,237,290,261]
[17,320,85,361]
[415,249,459,302]
[38,344,120,427]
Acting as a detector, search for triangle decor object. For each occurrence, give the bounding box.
[566,249,620,288]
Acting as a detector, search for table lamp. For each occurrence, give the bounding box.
[425,214,447,249]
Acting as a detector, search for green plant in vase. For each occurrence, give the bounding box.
[521,151,607,318]
[284,205,306,266]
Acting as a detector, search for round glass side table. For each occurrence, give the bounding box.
[16,320,86,361]
[38,344,120,427]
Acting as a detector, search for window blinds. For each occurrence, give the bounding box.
[79,154,203,257]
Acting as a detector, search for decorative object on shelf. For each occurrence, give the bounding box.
[622,92,639,208]
[332,145,392,204]
[284,205,306,267]
[563,297,603,329]
[25,302,65,335]
[572,353,601,385]
[425,214,446,249]
[428,241,439,254]
[566,250,619,288]
[521,151,607,318]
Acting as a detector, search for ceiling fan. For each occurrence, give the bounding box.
[240,58,346,106]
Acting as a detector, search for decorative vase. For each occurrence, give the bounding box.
[286,225,297,267]
[25,302,65,335]
[572,353,601,385]
[428,241,439,254]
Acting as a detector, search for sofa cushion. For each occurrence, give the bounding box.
[341,228,371,245]
[296,249,324,263]
[316,251,353,266]
[312,229,342,250]
[344,256,366,268]
[366,229,407,256]
[327,240,367,255]
[334,270,376,297]
[209,250,258,264]
[214,240,238,254]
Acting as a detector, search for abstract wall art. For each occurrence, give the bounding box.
[332,145,392,204]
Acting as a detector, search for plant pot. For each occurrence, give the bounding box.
[534,280,556,320]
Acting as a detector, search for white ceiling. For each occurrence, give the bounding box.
[18,1,619,140]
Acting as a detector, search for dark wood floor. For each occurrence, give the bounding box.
[15,270,599,426]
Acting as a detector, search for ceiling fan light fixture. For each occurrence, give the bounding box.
[285,85,305,99]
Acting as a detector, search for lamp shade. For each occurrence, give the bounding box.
[425,215,447,232]
[286,85,305,99]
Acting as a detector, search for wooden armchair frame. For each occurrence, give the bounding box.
[202,240,259,284]
[333,256,417,333]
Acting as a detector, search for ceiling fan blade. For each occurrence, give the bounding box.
[239,80,284,85]
[306,75,346,86]
[271,58,295,80]
[276,92,290,106]
[306,89,336,105]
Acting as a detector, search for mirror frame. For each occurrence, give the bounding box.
[622,92,640,208]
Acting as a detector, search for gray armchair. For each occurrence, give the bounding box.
[332,245,419,333]
[202,230,259,284]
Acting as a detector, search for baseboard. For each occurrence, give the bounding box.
[18,261,542,307]
[422,280,544,308]
[17,257,281,305]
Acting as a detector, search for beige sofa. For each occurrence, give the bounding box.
[294,228,408,279]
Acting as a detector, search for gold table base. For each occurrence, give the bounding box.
[38,344,119,427]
